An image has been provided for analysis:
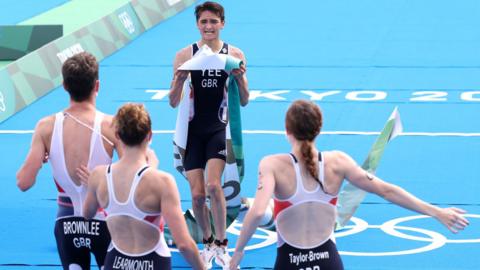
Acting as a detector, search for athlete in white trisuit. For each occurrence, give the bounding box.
[83,103,206,270]
[230,100,470,270]
[16,52,124,270]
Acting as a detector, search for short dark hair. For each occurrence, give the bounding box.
[62,52,98,102]
[195,1,225,22]
[113,103,152,147]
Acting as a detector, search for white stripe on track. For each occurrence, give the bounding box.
[1,130,479,137]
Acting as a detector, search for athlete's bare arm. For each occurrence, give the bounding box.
[101,114,122,157]
[83,166,105,219]
[169,47,192,108]
[229,46,249,106]
[158,172,205,269]
[337,151,469,233]
[230,156,277,269]
[16,116,53,191]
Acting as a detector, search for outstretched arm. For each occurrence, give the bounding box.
[340,151,469,233]
[230,157,276,269]
[16,119,49,191]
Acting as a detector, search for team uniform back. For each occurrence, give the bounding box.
[103,165,171,270]
[273,153,344,270]
[49,111,112,270]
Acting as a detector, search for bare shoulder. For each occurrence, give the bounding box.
[260,153,291,169]
[36,115,55,130]
[91,165,108,177]
[260,153,283,163]
[158,170,175,183]
[323,150,357,172]
[90,165,108,185]
[145,169,176,188]
[324,150,352,162]
[100,114,114,129]
[175,45,193,62]
[35,115,55,138]
[101,113,114,123]
[100,114,118,144]
[228,44,246,61]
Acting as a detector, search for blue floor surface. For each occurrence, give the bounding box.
[1,0,479,269]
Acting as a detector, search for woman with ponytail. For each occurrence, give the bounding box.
[230,100,469,270]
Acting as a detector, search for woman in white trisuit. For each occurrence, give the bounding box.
[83,103,206,270]
[230,100,469,270]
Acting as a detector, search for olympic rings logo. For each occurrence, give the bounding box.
[170,214,479,255]
[336,214,480,256]
[118,11,135,34]
[226,220,277,251]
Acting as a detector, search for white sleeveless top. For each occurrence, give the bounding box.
[273,152,338,248]
[49,111,112,219]
[104,165,170,257]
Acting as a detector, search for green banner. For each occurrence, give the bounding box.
[132,0,196,30]
[0,25,63,60]
[335,107,403,230]
[0,0,195,123]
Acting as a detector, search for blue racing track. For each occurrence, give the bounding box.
[1,0,479,269]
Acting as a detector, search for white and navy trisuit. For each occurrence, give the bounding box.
[103,165,171,270]
[273,153,344,270]
[50,111,112,270]
[184,42,229,171]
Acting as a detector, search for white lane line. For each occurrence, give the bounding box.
[1,130,479,137]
